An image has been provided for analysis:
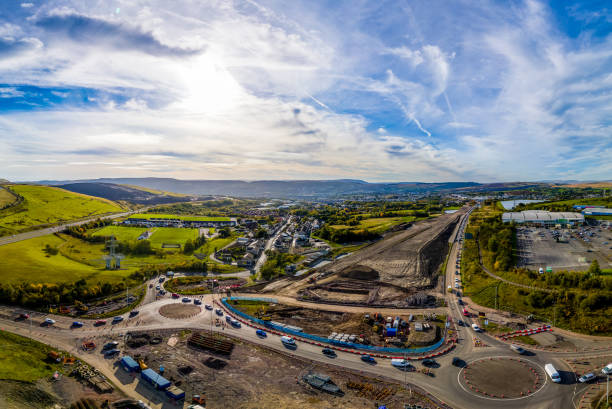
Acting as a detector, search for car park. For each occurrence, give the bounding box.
[322,348,336,357]
[579,373,596,383]
[361,355,376,364]
[256,329,267,338]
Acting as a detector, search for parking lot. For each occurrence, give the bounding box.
[516,224,612,272]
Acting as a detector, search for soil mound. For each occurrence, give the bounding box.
[340,265,379,280]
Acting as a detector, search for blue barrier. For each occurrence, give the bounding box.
[221,297,446,355]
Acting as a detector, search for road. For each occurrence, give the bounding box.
[253,216,292,274]
[0,207,148,247]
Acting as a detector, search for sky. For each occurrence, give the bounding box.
[0,0,611,183]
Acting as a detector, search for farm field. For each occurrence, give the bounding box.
[329,216,415,234]
[91,225,148,241]
[0,187,17,208]
[148,227,199,248]
[0,185,122,237]
[129,213,231,221]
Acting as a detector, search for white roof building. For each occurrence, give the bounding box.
[502,210,584,225]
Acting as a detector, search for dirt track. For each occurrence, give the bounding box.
[320,211,464,288]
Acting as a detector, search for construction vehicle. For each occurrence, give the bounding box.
[138,359,148,371]
[82,341,96,350]
[47,351,62,363]
[59,306,70,314]
[192,394,206,405]
[63,356,76,365]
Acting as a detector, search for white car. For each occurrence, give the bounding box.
[601,363,612,375]
[455,283,460,288]
[44,318,56,325]
[579,373,596,383]
[471,323,481,332]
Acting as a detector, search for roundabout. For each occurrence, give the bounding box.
[158,303,202,319]
[457,356,546,400]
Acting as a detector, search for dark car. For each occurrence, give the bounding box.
[421,358,438,368]
[194,299,202,305]
[452,357,466,367]
[457,320,464,326]
[112,316,124,324]
[104,349,120,357]
[71,321,84,328]
[360,355,376,364]
[322,348,336,357]
[102,341,119,350]
[256,329,267,338]
[129,310,139,317]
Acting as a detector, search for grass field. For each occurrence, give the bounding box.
[0,187,17,208]
[129,213,230,221]
[0,331,60,382]
[91,225,148,241]
[149,227,199,248]
[197,235,237,255]
[0,185,122,236]
[329,216,415,234]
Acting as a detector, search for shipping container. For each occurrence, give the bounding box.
[141,368,171,390]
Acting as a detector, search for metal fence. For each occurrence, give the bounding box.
[222,297,445,355]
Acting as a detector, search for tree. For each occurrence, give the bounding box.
[183,239,194,254]
[218,227,231,238]
[587,260,601,276]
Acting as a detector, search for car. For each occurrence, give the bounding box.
[71,321,84,328]
[452,357,465,367]
[230,319,241,328]
[579,373,596,383]
[421,358,437,367]
[44,318,56,325]
[102,341,119,350]
[17,313,30,320]
[256,329,267,338]
[457,320,464,326]
[601,363,612,375]
[454,283,460,288]
[129,310,139,317]
[172,293,180,299]
[510,344,526,355]
[322,348,336,357]
[360,355,376,364]
[182,297,191,303]
[205,304,213,310]
[215,309,223,316]
[457,299,463,305]
[94,320,107,326]
[391,359,413,370]
[159,276,165,283]
[471,323,481,332]
[281,336,296,348]
[194,299,202,305]
[156,285,160,290]
[112,316,124,324]
[104,349,120,357]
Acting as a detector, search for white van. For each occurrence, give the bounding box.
[280,336,295,346]
[471,323,481,332]
[545,363,561,383]
[391,358,411,368]
[602,363,612,375]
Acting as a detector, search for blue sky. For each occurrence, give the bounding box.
[0,0,611,182]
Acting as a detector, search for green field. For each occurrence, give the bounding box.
[330,216,415,234]
[149,227,199,248]
[197,235,237,256]
[91,225,148,241]
[0,187,17,208]
[129,213,230,221]
[0,331,61,382]
[0,185,122,236]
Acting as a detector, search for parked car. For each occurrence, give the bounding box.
[103,341,119,350]
[104,349,120,357]
[94,320,107,326]
[421,358,437,367]
[71,321,84,328]
[182,297,191,303]
[256,329,267,338]
[215,309,223,316]
[579,373,596,383]
[205,304,213,310]
[322,348,336,357]
[361,355,376,364]
[156,285,160,291]
[129,310,139,317]
[194,299,202,305]
[112,316,124,324]
[171,293,180,299]
[44,318,56,325]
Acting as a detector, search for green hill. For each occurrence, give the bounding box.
[0,184,123,237]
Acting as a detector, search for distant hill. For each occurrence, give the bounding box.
[39,178,482,198]
[57,182,193,204]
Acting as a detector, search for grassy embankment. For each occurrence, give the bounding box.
[0,187,18,208]
[461,203,612,335]
[128,213,230,221]
[0,331,62,382]
[329,215,416,235]
[0,185,123,237]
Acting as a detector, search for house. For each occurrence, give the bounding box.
[236,237,249,246]
[285,264,297,274]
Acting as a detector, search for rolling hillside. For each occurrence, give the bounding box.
[57,182,192,204]
[0,184,123,237]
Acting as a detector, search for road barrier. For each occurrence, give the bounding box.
[498,325,552,340]
[219,297,452,357]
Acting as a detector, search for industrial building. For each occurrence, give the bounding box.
[502,210,584,226]
[582,208,612,216]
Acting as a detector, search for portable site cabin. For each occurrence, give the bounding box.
[165,385,185,400]
[140,368,171,390]
[120,356,140,373]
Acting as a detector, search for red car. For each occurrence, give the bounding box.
[172,293,180,299]
[94,320,107,326]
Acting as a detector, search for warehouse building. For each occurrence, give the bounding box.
[502,210,584,226]
[582,208,612,216]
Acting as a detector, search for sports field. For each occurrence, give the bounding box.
[0,185,122,236]
[91,225,148,241]
[149,227,199,248]
[129,213,230,221]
